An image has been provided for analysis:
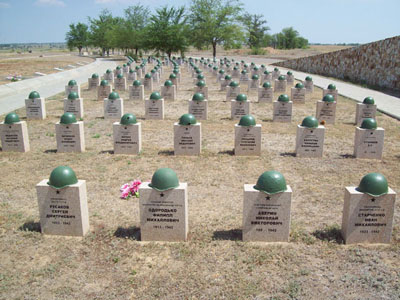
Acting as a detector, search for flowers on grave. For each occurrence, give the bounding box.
[120,180,142,199]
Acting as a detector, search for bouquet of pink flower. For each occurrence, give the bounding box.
[120,180,141,199]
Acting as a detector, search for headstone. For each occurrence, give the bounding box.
[248,76,260,91]
[272,68,280,80]
[353,118,384,159]
[243,171,292,242]
[139,169,188,242]
[127,70,137,81]
[232,67,240,78]
[104,70,114,83]
[129,81,145,101]
[64,92,84,119]
[113,114,142,155]
[151,71,160,84]
[226,82,240,101]
[323,84,338,101]
[174,114,201,155]
[114,75,127,91]
[240,71,249,84]
[195,85,208,99]
[97,80,112,101]
[291,83,306,104]
[36,166,89,236]
[25,91,46,120]
[295,116,325,157]
[145,92,164,120]
[136,67,142,78]
[273,95,292,122]
[143,75,154,92]
[355,97,377,126]
[231,94,250,119]
[188,93,208,120]
[114,66,123,76]
[274,76,287,93]
[304,76,314,93]
[258,83,273,103]
[65,80,80,97]
[316,95,336,124]
[56,113,85,153]
[341,173,396,244]
[104,92,124,120]
[220,76,232,91]
[88,74,100,90]
[286,72,294,86]
[161,83,177,101]
[234,115,261,156]
[262,72,272,82]
[0,113,30,152]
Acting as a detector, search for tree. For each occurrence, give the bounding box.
[189,0,244,58]
[65,22,89,55]
[146,6,189,58]
[124,4,150,55]
[88,9,115,56]
[240,13,269,49]
[272,27,308,49]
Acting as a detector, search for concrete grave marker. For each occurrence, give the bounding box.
[0,113,30,152]
[25,91,46,120]
[135,66,142,78]
[65,80,80,97]
[104,92,124,120]
[291,83,306,104]
[104,69,115,83]
[231,94,250,119]
[248,75,260,91]
[174,114,201,155]
[127,69,137,81]
[97,80,112,101]
[188,93,208,120]
[263,71,272,82]
[143,74,154,92]
[139,168,188,242]
[129,80,145,101]
[258,82,273,103]
[323,84,338,101]
[232,66,240,78]
[36,166,89,236]
[226,81,240,101]
[243,171,292,242]
[304,76,314,93]
[64,92,83,119]
[355,97,377,126]
[145,92,164,119]
[169,74,179,88]
[151,69,160,84]
[274,75,287,93]
[273,94,292,122]
[295,116,325,157]
[88,73,100,90]
[272,67,280,80]
[114,74,127,91]
[113,113,142,155]
[161,80,177,101]
[240,70,249,84]
[235,115,261,156]
[56,113,85,153]
[316,94,336,124]
[114,66,123,76]
[354,118,384,159]
[220,75,232,91]
[195,80,208,99]
[286,71,294,86]
[342,173,396,244]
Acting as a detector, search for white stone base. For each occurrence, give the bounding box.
[64,98,84,119]
[304,81,314,93]
[295,125,325,157]
[114,78,127,91]
[56,121,85,153]
[231,100,250,119]
[161,86,177,101]
[355,103,377,126]
[291,88,306,104]
[65,85,80,98]
[353,127,384,159]
[97,85,112,101]
[0,121,30,152]
[104,99,124,120]
[25,98,46,119]
[174,123,201,155]
[129,85,145,101]
[127,72,137,81]
[113,122,142,154]
[316,101,336,124]
[274,80,287,93]
[234,124,261,156]
[188,100,208,120]
[248,79,259,91]
[258,88,273,103]
[145,99,164,119]
[195,86,208,99]
[286,74,294,86]
[273,101,292,122]
[144,78,153,92]
[323,89,338,102]
[88,78,100,90]
[226,86,240,101]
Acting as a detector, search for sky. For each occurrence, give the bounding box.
[0,0,399,44]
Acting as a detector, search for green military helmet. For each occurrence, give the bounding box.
[68,92,79,100]
[151,69,156,73]
[322,94,335,102]
[253,66,259,71]
[196,80,206,87]
[133,80,141,86]
[127,62,131,66]
[360,118,377,130]
[149,168,180,191]
[47,166,78,189]
[129,69,134,73]
[196,69,203,74]
[244,64,248,68]
[116,66,121,70]
[251,62,255,66]
[295,83,304,89]
[28,91,40,99]
[236,94,247,102]
[120,113,137,125]
[278,75,286,81]
[241,70,247,74]
[356,173,388,197]
[208,64,212,68]
[169,73,177,79]
[327,83,336,90]
[219,69,225,74]
[135,66,140,70]
[123,64,127,67]
[278,94,289,102]
[305,76,312,81]
[4,112,20,124]
[301,116,319,128]
[261,64,265,68]
[192,93,205,101]
[225,75,232,81]
[233,66,239,70]
[287,71,293,76]
[100,79,109,86]
[68,79,77,86]
[150,92,162,100]
[108,92,120,100]
[117,74,124,79]
[60,112,77,124]
[264,70,270,74]
[145,73,152,79]
[363,96,374,104]
[238,114,256,126]
[106,69,112,74]
[164,80,173,87]
[262,82,272,89]
[274,67,279,72]
[252,74,259,80]
[197,74,205,80]
[91,73,99,79]
[173,69,179,74]
[213,66,218,70]
[229,81,239,87]
[179,113,197,125]
[254,171,287,195]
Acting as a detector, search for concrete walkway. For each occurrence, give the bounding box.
[0,57,118,116]
[195,54,400,120]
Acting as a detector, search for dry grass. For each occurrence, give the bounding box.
[0,62,399,299]
[0,52,94,85]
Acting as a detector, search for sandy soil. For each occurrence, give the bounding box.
[0,61,399,299]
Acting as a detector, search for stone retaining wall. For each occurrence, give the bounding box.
[273,36,400,91]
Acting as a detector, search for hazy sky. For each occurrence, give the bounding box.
[0,0,399,44]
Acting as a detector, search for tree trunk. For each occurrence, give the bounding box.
[212,42,217,58]
[167,51,171,59]
[102,48,106,56]
[78,46,82,56]
[135,48,138,55]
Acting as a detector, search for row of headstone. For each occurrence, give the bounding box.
[35,166,396,245]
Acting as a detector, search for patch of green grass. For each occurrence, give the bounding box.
[283,280,302,299]
[92,133,100,138]
[45,132,54,137]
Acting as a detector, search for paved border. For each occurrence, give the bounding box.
[0,57,118,116]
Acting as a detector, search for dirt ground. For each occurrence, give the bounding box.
[0,52,94,85]
[0,60,399,299]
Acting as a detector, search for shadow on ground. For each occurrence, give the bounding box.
[312,225,344,244]
[212,229,242,241]
[114,226,140,240]
[19,221,41,233]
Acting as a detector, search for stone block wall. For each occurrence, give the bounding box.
[273,36,400,91]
